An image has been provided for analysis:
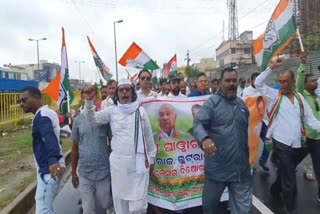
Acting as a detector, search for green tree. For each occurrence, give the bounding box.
[185,66,201,82]
[302,24,320,51]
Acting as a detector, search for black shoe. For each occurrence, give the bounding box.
[259,161,270,172]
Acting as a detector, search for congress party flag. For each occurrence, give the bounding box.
[162,54,177,78]
[253,0,297,71]
[44,28,74,114]
[119,42,159,70]
[87,36,113,81]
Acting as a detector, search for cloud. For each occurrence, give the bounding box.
[0,0,280,82]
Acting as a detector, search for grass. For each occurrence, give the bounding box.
[0,130,72,168]
[14,172,36,192]
[0,129,72,209]
[0,130,33,168]
[0,192,16,209]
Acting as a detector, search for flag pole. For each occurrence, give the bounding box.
[296,28,305,53]
[66,90,71,124]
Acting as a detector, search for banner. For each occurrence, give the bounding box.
[141,96,228,210]
[243,95,267,167]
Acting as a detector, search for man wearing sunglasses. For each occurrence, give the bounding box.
[83,79,156,214]
[19,87,65,214]
[137,69,158,100]
[296,55,320,203]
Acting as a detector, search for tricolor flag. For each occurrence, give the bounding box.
[151,69,159,85]
[253,0,297,71]
[162,54,177,78]
[130,73,138,83]
[43,28,74,115]
[87,36,113,81]
[119,42,159,70]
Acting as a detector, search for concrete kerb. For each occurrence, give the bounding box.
[0,149,72,214]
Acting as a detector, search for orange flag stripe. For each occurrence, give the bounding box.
[272,0,290,20]
[118,42,142,66]
[43,71,61,102]
[252,34,264,55]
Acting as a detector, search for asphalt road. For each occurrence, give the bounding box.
[53,156,320,214]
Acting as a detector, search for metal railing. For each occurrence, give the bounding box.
[0,91,81,126]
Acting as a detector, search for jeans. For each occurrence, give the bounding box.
[78,175,113,214]
[259,122,269,165]
[271,139,308,213]
[35,173,59,214]
[202,177,252,214]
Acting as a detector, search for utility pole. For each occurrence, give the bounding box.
[185,50,191,67]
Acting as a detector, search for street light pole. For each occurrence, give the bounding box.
[74,60,85,85]
[28,37,47,70]
[113,19,123,81]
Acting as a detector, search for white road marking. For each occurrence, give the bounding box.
[253,195,274,214]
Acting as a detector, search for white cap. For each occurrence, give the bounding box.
[118,78,131,86]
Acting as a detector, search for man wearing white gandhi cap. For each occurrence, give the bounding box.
[84,79,156,214]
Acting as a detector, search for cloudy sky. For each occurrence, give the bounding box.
[0,0,280,82]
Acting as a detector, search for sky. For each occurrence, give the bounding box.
[0,0,280,83]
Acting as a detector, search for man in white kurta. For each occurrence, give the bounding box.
[83,79,157,214]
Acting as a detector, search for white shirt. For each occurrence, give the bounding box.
[237,86,244,97]
[137,89,158,101]
[242,85,269,125]
[101,96,114,109]
[255,67,320,148]
[167,92,186,97]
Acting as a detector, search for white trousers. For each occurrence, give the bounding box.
[112,193,148,214]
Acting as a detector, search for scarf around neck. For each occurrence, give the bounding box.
[117,100,140,116]
[268,91,306,141]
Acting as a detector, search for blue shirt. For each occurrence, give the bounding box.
[72,113,110,181]
[188,90,211,97]
[32,105,63,175]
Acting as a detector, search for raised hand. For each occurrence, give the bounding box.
[270,57,285,70]
[84,86,95,101]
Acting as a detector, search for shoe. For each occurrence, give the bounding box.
[303,171,316,182]
[317,191,320,203]
[259,161,270,172]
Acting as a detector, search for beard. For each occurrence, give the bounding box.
[172,87,180,96]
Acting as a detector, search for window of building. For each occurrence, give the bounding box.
[231,48,236,54]
[244,48,251,54]
[8,72,14,79]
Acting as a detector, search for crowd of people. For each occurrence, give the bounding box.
[18,55,320,214]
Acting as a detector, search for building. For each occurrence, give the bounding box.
[216,31,254,69]
[299,0,320,36]
[34,62,60,82]
[8,60,59,82]
[192,58,218,80]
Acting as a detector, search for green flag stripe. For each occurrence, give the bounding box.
[144,60,159,70]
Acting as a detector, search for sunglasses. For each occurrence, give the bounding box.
[118,87,131,93]
[140,76,151,81]
[17,97,28,104]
